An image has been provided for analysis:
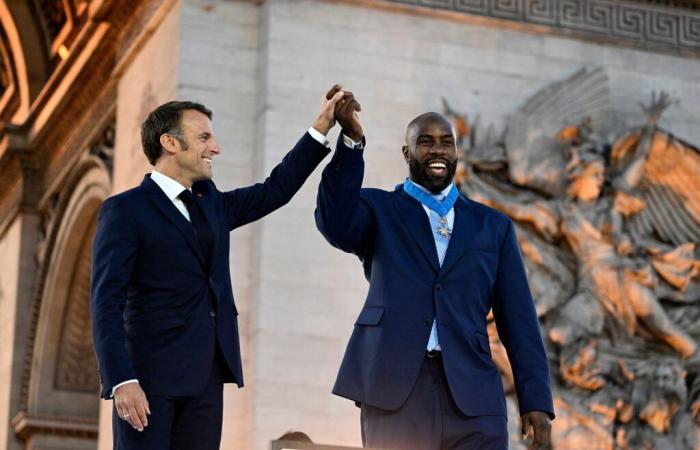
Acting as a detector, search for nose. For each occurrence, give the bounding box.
[210,139,221,155]
[429,143,448,157]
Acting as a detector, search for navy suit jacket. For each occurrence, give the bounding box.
[91,132,329,399]
[315,137,554,418]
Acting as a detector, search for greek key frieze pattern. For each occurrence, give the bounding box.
[387,0,700,53]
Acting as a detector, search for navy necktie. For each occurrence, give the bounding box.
[178,190,213,267]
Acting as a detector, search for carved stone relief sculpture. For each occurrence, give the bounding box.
[447,69,700,449]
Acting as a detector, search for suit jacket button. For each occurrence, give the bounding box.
[209,310,216,318]
[435,284,441,291]
[424,319,431,326]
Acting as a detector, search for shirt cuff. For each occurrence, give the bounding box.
[342,134,362,149]
[111,379,139,398]
[307,127,330,148]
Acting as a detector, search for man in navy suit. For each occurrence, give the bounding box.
[91,86,346,449]
[315,95,554,450]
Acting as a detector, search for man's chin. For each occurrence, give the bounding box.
[424,177,452,193]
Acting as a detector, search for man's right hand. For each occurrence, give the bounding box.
[114,382,150,432]
[334,90,363,142]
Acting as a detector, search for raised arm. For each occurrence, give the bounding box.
[314,91,374,256]
[223,87,346,229]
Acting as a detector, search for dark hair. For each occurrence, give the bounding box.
[140,101,213,165]
[276,431,313,443]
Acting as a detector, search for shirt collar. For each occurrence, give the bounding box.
[150,170,189,201]
[407,179,454,200]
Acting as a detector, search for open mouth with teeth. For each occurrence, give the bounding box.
[203,157,212,167]
[426,160,447,177]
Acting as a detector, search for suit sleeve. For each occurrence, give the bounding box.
[315,134,374,257]
[90,197,138,399]
[492,219,555,419]
[223,131,330,230]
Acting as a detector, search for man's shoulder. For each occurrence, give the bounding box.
[360,186,396,201]
[99,182,156,218]
[360,186,387,195]
[104,184,146,205]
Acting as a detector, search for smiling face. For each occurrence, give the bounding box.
[160,109,220,187]
[403,113,458,193]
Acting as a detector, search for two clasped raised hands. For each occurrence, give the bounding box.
[312,84,364,141]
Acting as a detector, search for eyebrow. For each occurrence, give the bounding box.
[417,134,454,139]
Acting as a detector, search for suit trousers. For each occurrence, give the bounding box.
[112,344,228,450]
[361,355,507,450]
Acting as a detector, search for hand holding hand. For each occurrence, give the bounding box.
[521,410,551,450]
[334,90,363,142]
[114,383,151,432]
[312,84,346,136]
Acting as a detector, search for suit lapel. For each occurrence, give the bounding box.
[393,187,439,273]
[142,176,207,268]
[439,196,475,278]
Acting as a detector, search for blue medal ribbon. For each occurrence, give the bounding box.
[402,179,459,217]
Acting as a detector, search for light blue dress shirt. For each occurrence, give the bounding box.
[406,180,455,352]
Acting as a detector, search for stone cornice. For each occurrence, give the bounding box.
[376,0,700,57]
[11,411,98,440]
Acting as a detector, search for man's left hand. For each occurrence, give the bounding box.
[521,411,551,449]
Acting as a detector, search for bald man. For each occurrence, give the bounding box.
[315,101,554,450]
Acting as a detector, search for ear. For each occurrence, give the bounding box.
[159,133,178,155]
[402,145,410,164]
